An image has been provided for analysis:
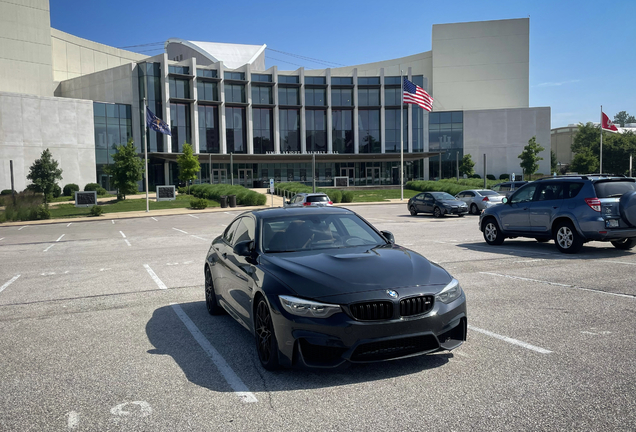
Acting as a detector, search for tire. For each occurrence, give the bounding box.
[255,297,280,370]
[458,213,464,217]
[554,222,583,254]
[611,238,636,250]
[470,204,479,215]
[483,218,505,245]
[433,207,443,218]
[409,206,417,216]
[205,266,224,315]
[536,238,550,243]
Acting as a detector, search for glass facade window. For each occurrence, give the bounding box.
[358,77,380,85]
[358,110,380,153]
[224,71,245,81]
[384,76,401,85]
[332,110,353,154]
[384,87,402,106]
[225,106,246,153]
[332,77,353,85]
[196,69,217,78]
[278,87,299,105]
[251,86,272,105]
[429,110,463,179]
[169,65,190,75]
[306,110,327,152]
[169,78,190,99]
[198,105,219,153]
[278,75,299,84]
[358,88,380,106]
[225,84,245,103]
[252,74,272,82]
[412,75,426,153]
[331,88,352,106]
[305,76,326,85]
[385,109,407,153]
[170,103,191,152]
[253,108,273,154]
[197,81,218,101]
[280,109,300,152]
[139,62,164,152]
[305,88,326,106]
[94,102,132,190]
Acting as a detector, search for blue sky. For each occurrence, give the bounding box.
[50,0,635,129]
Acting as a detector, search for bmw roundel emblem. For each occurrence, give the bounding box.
[387,290,398,298]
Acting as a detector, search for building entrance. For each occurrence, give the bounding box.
[238,169,253,187]
[211,169,227,184]
[365,167,380,185]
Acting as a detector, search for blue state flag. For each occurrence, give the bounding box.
[146,107,171,135]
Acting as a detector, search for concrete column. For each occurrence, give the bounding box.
[164,161,170,185]
[191,57,200,153]
[353,68,358,154]
[326,68,333,154]
[300,68,306,153]
[273,66,280,154]
[161,53,171,153]
[219,62,227,154]
[380,68,385,154]
[246,64,254,154]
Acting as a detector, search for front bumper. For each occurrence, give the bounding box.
[268,291,467,368]
[444,206,468,215]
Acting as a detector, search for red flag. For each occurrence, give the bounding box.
[601,111,618,132]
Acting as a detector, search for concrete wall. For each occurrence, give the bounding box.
[51,29,146,84]
[0,0,53,96]
[56,63,136,105]
[551,126,576,166]
[464,107,551,178]
[0,92,95,191]
[432,18,529,111]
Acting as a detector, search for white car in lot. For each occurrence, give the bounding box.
[455,189,504,215]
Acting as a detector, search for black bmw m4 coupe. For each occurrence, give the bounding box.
[204,207,467,370]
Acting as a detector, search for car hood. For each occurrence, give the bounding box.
[259,244,451,299]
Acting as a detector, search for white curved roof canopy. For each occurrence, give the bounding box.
[165,39,266,69]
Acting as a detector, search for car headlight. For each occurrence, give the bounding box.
[435,279,463,304]
[279,295,342,318]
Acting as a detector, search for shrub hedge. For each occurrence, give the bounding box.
[1,189,14,195]
[190,198,208,209]
[273,182,347,203]
[84,183,108,195]
[189,184,266,206]
[0,191,47,221]
[89,205,104,216]
[63,183,80,196]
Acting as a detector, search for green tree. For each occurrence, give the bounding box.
[518,136,545,178]
[107,139,144,200]
[26,148,63,204]
[459,154,475,177]
[551,150,558,174]
[614,111,636,127]
[176,142,200,194]
[571,122,636,175]
[570,150,599,174]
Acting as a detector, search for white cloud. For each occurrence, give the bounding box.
[535,79,581,88]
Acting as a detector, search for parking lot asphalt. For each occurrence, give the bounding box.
[1,205,635,431]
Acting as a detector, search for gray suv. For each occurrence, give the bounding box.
[479,175,636,253]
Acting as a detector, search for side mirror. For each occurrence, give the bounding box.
[285,200,291,205]
[233,240,254,257]
[381,230,395,244]
[502,197,509,204]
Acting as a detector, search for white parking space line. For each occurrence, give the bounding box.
[111,220,115,224]
[119,231,126,238]
[43,244,55,252]
[480,272,636,299]
[124,239,131,247]
[0,238,4,241]
[0,275,20,294]
[143,264,167,290]
[151,217,158,221]
[170,303,258,403]
[191,235,207,241]
[469,325,552,354]
[67,411,79,429]
[56,234,65,242]
[18,226,26,230]
[188,214,199,219]
[67,223,72,227]
[604,260,636,266]
[173,228,188,234]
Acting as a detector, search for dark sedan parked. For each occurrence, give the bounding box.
[408,192,469,217]
[204,207,467,370]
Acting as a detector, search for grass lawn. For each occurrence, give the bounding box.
[349,189,420,202]
[50,193,116,203]
[49,195,218,218]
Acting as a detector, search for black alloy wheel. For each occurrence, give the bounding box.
[205,267,224,315]
[554,222,583,254]
[611,238,636,250]
[483,218,505,245]
[433,207,443,218]
[409,206,418,216]
[470,204,479,215]
[255,298,280,370]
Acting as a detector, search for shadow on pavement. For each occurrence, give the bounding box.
[146,301,451,393]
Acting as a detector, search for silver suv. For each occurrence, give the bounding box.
[284,193,333,208]
[479,175,636,253]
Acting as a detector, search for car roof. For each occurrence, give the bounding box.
[246,206,353,220]
[295,192,329,196]
[532,175,633,182]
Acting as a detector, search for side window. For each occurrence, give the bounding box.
[466,192,475,197]
[565,182,584,199]
[536,183,563,201]
[456,192,465,198]
[233,217,255,245]
[223,219,241,244]
[295,195,303,204]
[500,184,511,192]
[424,193,432,201]
[510,184,537,204]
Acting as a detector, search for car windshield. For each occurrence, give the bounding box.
[594,180,636,198]
[480,190,500,196]
[307,195,329,203]
[261,213,386,253]
[431,192,456,200]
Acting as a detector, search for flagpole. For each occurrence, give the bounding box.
[400,69,404,201]
[600,105,603,175]
[144,98,149,212]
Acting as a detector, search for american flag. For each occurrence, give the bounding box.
[403,78,433,112]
